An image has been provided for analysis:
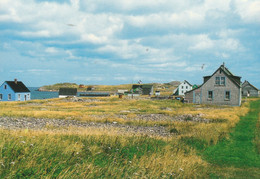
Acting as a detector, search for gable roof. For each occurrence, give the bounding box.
[242,80,259,91]
[5,81,30,93]
[183,80,192,86]
[204,64,241,88]
[59,88,77,95]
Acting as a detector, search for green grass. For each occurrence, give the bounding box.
[203,100,260,167]
[202,100,260,178]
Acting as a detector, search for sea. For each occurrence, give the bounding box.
[29,87,96,100]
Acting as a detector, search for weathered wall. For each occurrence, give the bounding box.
[201,70,241,106]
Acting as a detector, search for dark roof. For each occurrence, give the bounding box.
[59,88,77,95]
[6,81,30,93]
[203,64,241,88]
[242,80,259,91]
[183,80,192,86]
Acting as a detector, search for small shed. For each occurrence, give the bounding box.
[59,88,77,98]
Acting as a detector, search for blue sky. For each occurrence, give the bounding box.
[0,0,260,87]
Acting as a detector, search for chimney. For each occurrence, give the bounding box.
[223,62,225,67]
[14,79,18,84]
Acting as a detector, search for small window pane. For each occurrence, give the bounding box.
[221,77,225,85]
[215,77,220,85]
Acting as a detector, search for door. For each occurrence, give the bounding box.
[194,92,201,104]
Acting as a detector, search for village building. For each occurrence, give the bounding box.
[131,84,154,95]
[0,79,31,101]
[59,88,77,98]
[242,80,259,97]
[173,80,193,96]
[185,63,242,106]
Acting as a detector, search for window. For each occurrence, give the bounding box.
[215,77,220,85]
[18,94,21,101]
[4,85,7,89]
[186,86,188,89]
[208,91,213,100]
[8,94,11,100]
[0,94,2,100]
[225,91,230,100]
[221,77,225,85]
[27,94,30,100]
[182,86,184,89]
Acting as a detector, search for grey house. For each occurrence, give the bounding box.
[242,80,259,97]
[185,63,242,106]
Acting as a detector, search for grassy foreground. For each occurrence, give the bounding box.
[0,97,259,178]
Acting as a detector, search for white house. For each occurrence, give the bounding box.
[173,80,193,96]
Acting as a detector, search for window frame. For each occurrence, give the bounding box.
[221,77,226,85]
[215,77,220,85]
[225,91,231,101]
[208,91,213,100]
[8,94,11,100]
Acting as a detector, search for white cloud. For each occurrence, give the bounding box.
[234,0,260,24]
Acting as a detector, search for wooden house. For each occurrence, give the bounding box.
[185,63,242,106]
[0,79,31,101]
[242,80,259,97]
[59,88,77,98]
[173,80,193,96]
[132,84,153,95]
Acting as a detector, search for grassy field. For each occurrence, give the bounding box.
[0,97,259,178]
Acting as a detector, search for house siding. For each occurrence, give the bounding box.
[201,70,240,106]
[242,82,259,97]
[0,82,30,101]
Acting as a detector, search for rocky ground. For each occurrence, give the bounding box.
[0,117,169,137]
[0,113,210,137]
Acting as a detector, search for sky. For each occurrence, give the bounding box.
[0,0,260,88]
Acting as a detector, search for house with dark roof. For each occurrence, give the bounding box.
[173,80,193,96]
[242,80,259,97]
[59,88,77,98]
[185,63,242,106]
[131,84,154,95]
[0,79,31,101]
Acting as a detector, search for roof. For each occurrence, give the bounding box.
[59,88,77,95]
[183,80,192,86]
[5,81,30,93]
[203,64,241,88]
[242,80,259,91]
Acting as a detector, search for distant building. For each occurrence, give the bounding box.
[242,80,259,97]
[132,84,154,95]
[173,80,193,96]
[185,63,242,106]
[0,79,31,101]
[59,88,77,98]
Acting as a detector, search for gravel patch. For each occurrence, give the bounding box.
[0,117,169,137]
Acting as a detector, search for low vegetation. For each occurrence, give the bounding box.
[38,82,178,95]
[0,97,259,178]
